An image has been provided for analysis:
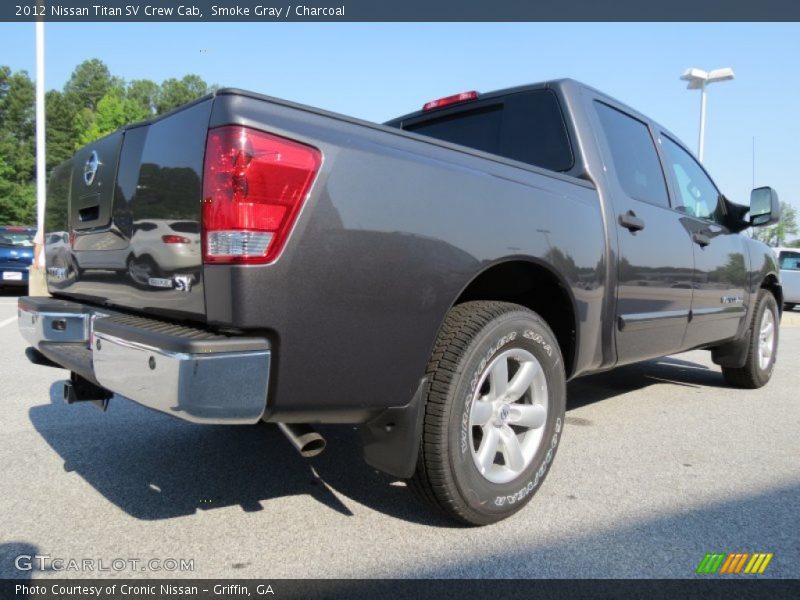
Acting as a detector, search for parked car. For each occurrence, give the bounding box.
[20,80,782,525]
[127,219,201,286]
[69,219,201,287]
[774,247,800,310]
[0,226,35,289]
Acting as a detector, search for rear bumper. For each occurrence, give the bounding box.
[18,296,270,424]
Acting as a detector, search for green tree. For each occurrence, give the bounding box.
[752,201,798,247]
[0,171,35,223]
[64,59,123,111]
[0,59,219,223]
[76,90,150,146]
[127,78,159,115]
[0,66,35,183]
[156,74,211,114]
[45,90,79,170]
[0,66,36,224]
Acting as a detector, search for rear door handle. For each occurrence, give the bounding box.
[693,232,711,247]
[619,210,645,232]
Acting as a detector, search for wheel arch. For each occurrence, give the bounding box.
[361,257,579,480]
[449,258,579,378]
[761,272,783,313]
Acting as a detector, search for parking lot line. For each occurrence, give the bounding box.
[0,315,17,328]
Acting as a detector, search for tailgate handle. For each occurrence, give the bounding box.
[78,205,100,222]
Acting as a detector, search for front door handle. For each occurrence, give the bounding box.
[619,210,645,232]
[693,232,711,247]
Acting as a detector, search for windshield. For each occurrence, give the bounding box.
[0,230,34,247]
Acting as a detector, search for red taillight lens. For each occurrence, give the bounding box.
[162,234,191,244]
[201,125,322,264]
[422,91,479,112]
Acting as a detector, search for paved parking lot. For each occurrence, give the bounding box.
[1,289,798,579]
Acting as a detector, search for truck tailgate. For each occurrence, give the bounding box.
[44,98,213,321]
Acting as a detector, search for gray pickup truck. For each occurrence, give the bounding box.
[19,79,782,525]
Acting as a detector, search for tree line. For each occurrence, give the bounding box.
[0,58,215,224]
[0,60,798,247]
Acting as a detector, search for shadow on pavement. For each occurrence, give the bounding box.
[0,287,27,297]
[566,355,727,411]
[29,355,728,526]
[29,382,453,527]
[394,479,800,578]
[0,542,40,580]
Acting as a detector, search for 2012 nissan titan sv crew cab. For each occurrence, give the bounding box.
[19,79,782,525]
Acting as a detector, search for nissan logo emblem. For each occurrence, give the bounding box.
[83,151,100,186]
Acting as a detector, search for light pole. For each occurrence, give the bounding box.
[680,67,734,162]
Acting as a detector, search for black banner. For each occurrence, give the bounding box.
[2,579,800,600]
[3,0,800,22]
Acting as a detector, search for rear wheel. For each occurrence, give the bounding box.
[409,301,566,525]
[785,303,796,312]
[722,289,779,389]
[128,255,160,287]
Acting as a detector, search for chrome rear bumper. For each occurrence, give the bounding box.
[18,297,270,424]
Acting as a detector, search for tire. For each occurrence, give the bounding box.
[409,301,566,526]
[722,289,779,389]
[127,255,160,287]
[784,303,796,312]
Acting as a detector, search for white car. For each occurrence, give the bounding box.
[775,247,800,311]
[71,219,200,286]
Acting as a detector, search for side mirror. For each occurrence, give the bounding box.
[750,186,780,227]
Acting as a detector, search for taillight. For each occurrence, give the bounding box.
[422,91,479,112]
[201,125,322,264]
[162,234,191,244]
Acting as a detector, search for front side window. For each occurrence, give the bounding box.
[594,102,669,207]
[660,136,721,221]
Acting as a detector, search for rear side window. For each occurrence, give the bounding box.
[404,90,574,172]
[594,101,669,207]
[779,251,800,270]
[170,221,200,234]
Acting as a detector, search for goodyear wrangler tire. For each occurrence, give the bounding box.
[409,301,566,525]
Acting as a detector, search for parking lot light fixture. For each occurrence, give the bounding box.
[680,67,735,162]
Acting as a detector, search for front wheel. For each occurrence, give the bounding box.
[722,290,779,389]
[409,301,566,526]
[784,303,796,312]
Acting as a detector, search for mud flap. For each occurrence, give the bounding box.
[359,378,427,479]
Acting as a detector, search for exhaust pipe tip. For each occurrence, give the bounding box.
[277,423,327,458]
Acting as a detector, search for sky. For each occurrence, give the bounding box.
[1,22,798,223]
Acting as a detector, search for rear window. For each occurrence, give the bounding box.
[779,251,800,271]
[0,230,34,247]
[403,90,574,172]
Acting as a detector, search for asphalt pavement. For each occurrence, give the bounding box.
[1,290,798,579]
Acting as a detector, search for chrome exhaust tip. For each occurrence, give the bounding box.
[277,423,326,458]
